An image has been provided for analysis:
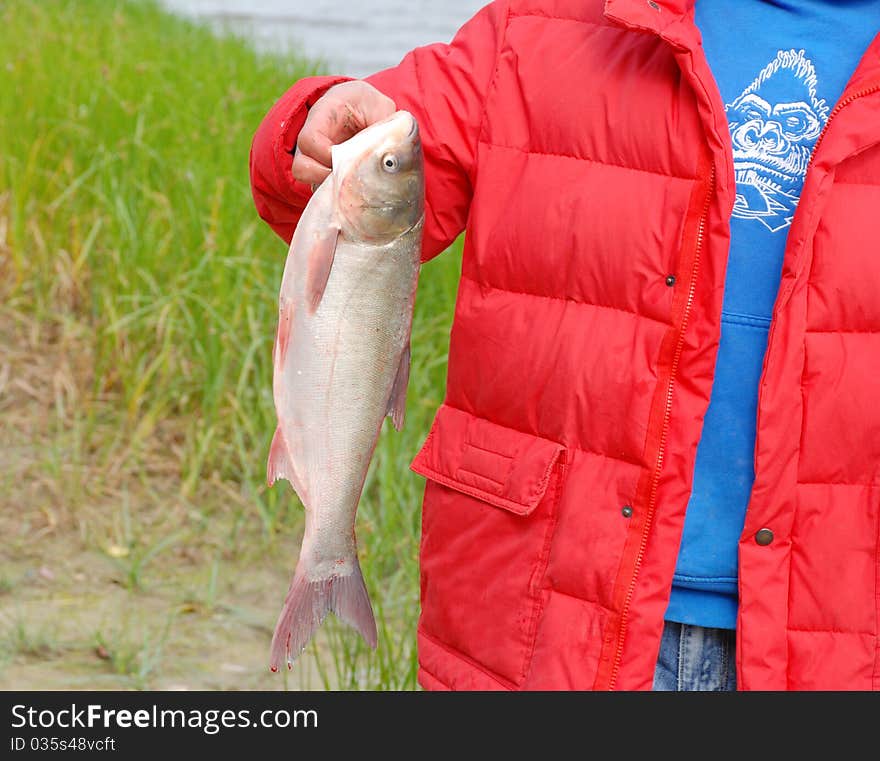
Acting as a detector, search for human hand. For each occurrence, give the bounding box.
[292,80,397,186]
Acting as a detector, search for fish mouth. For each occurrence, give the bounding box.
[406,115,418,139]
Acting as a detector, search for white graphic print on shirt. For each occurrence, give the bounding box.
[726,49,829,232]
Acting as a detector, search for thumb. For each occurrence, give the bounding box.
[355,87,397,127]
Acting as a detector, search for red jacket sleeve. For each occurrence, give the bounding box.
[248,2,508,261]
[249,74,353,244]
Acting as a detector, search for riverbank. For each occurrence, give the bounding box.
[0,0,460,689]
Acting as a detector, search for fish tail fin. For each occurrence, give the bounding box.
[269,558,377,672]
[330,558,378,649]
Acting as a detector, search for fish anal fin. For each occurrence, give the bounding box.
[305,226,339,314]
[267,426,309,505]
[386,342,410,431]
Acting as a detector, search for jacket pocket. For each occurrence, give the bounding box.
[411,403,567,687]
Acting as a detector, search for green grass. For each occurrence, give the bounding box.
[0,0,461,689]
[93,612,175,690]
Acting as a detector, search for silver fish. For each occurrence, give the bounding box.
[267,110,424,670]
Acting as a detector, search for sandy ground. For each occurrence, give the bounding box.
[0,309,329,690]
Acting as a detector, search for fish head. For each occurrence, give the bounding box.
[330,110,425,244]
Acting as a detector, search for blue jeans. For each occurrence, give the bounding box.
[652,621,737,691]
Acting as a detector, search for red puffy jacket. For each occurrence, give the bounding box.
[250,0,880,690]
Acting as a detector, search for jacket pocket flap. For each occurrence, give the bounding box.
[411,404,565,516]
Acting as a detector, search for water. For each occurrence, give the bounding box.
[161,0,487,77]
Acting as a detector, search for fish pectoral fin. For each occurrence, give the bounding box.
[267,426,309,505]
[304,224,340,314]
[386,342,410,432]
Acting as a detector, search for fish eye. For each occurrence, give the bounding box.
[381,154,400,173]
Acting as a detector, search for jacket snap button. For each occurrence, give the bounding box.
[755,528,774,546]
[621,505,633,518]
[665,275,675,286]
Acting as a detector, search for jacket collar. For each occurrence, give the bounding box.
[604,0,880,86]
[603,0,700,49]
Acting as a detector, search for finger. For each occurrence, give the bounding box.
[296,117,335,168]
[295,84,397,172]
[359,90,397,125]
[337,94,396,138]
[292,148,332,186]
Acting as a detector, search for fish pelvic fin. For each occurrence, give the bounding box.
[267,426,309,505]
[386,342,410,431]
[269,558,377,672]
[273,297,294,368]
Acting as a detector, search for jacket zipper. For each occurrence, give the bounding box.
[807,83,880,170]
[608,162,716,690]
[751,81,880,474]
[783,82,880,291]
[744,80,880,606]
